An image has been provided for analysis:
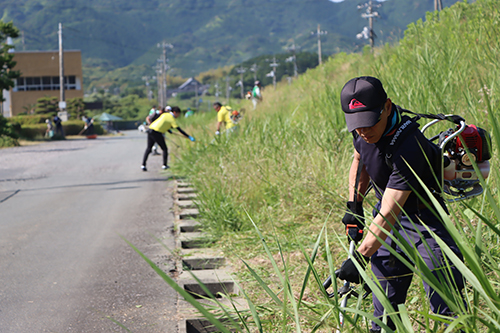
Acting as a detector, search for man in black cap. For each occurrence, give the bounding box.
[336,76,465,332]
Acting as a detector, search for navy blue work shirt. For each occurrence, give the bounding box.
[353,115,445,216]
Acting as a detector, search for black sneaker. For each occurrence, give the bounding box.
[141,165,147,171]
[162,165,169,170]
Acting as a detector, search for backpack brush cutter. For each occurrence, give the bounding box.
[422,115,493,202]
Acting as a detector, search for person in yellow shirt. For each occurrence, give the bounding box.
[141,106,195,171]
[213,102,236,135]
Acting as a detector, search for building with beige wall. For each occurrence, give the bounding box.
[1,50,83,117]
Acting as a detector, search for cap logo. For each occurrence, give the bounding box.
[349,99,366,110]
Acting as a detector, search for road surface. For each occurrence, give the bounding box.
[0,131,179,332]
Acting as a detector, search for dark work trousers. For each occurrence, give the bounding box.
[370,208,465,331]
[142,130,168,166]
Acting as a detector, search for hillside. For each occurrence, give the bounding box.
[169,0,500,331]
[1,0,461,80]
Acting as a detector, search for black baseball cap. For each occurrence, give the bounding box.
[341,76,388,132]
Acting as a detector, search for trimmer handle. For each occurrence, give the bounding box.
[322,270,341,289]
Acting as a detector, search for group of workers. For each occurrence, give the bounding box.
[141,81,262,171]
[141,76,466,331]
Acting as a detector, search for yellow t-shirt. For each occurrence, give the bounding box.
[149,113,178,133]
[217,105,235,129]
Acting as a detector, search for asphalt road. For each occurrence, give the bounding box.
[0,130,179,332]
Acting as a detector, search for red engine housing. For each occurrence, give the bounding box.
[455,124,492,162]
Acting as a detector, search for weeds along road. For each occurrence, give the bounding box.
[0,130,178,332]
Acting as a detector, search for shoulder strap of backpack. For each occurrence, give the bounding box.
[397,106,464,125]
[385,114,419,169]
[385,106,465,168]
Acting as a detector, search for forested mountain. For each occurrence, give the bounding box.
[1,0,462,80]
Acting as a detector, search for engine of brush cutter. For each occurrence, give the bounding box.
[440,124,492,200]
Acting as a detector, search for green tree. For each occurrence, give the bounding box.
[35,96,58,115]
[0,114,19,147]
[0,21,20,147]
[0,21,20,101]
[114,94,141,119]
[67,97,85,119]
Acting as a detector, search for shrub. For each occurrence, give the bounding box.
[9,115,47,125]
[0,135,19,147]
[18,124,46,139]
[17,121,104,139]
[62,120,104,135]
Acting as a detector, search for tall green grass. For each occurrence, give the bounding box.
[158,0,500,331]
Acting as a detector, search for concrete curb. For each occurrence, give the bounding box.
[173,180,244,333]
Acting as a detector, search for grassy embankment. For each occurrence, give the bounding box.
[157,1,500,331]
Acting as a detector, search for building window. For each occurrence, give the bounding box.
[13,76,78,91]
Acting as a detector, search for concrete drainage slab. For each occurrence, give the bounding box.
[178,220,201,233]
[173,180,245,333]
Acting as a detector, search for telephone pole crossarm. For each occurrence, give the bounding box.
[286,41,299,77]
[356,0,381,49]
[269,56,279,89]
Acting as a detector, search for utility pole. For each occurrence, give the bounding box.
[58,22,67,120]
[58,23,65,106]
[434,0,443,11]
[215,81,220,102]
[142,76,154,101]
[157,41,173,106]
[357,0,381,49]
[269,56,279,89]
[236,66,246,98]
[154,61,163,107]
[194,79,199,110]
[311,24,327,65]
[250,63,258,81]
[286,41,299,78]
[225,76,231,102]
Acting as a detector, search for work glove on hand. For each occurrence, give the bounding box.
[336,251,370,284]
[342,201,365,244]
[188,136,195,142]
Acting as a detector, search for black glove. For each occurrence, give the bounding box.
[342,201,365,244]
[336,251,370,284]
